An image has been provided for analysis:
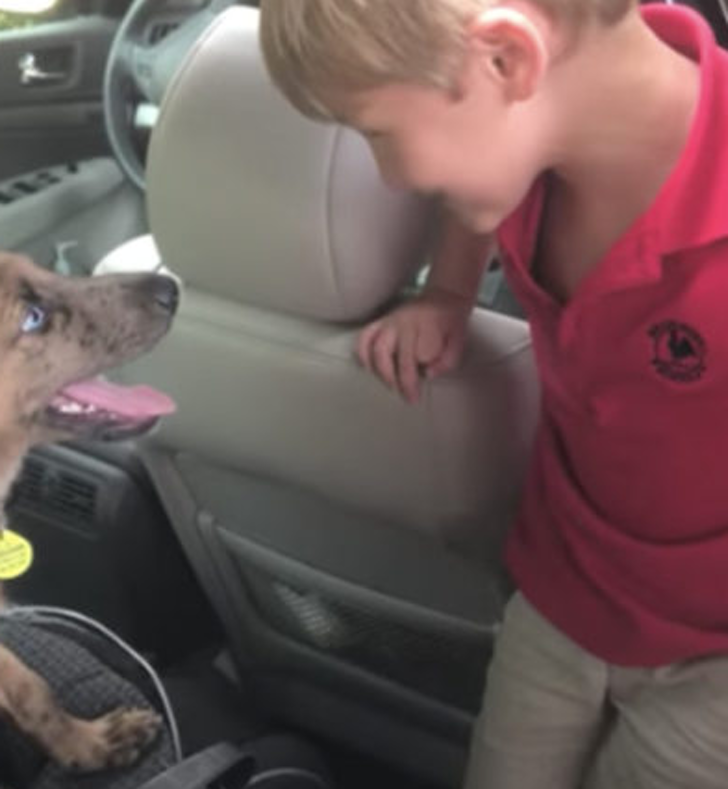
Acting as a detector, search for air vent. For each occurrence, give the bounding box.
[147,20,179,45]
[10,456,98,533]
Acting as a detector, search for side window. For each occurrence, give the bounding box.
[0,1,79,31]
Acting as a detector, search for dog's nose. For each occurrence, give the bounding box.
[152,276,179,315]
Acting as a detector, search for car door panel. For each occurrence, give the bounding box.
[0,15,117,181]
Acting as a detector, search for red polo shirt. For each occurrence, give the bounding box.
[497,3,728,665]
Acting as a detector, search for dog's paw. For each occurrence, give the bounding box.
[60,707,161,772]
[96,707,162,768]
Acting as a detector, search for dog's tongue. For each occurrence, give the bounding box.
[61,378,176,419]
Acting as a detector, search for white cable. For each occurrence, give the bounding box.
[248,766,330,788]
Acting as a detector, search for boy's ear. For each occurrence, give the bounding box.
[465,7,550,102]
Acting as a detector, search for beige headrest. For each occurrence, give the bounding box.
[146,6,434,322]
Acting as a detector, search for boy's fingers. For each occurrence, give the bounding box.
[357,321,381,373]
[427,334,464,378]
[372,326,399,390]
[396,325,420,404]
[415,322,446,367]
[415,322,447,382]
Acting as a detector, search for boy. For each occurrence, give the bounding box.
[260,0,728,786]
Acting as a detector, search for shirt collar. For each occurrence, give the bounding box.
[498,4,728,293]
[644,3,728,255]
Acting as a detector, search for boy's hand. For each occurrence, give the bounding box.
[357,287,471,404]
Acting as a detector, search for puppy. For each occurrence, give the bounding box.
[0,252,177,776]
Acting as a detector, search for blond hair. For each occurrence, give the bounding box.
[260,0,634,120]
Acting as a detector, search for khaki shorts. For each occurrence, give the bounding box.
[464,593,728,789]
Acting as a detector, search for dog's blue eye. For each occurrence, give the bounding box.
[21,304,47,334]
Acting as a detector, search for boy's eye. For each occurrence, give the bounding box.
[20,303,48,334]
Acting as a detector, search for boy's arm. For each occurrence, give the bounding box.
[358,208,494,403]
[426,210,495,307]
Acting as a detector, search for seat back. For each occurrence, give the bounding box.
[114,7,539,784]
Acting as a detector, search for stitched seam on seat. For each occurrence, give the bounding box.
[150,13,228,150]
[180,306,534,367]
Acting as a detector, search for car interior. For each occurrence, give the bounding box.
[1,0,726,787]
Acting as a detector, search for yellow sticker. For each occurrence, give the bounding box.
[0,529,33,580]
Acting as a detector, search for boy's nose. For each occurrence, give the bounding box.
[366,146,402,190]
[374,160,408,191]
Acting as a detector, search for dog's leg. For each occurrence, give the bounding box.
[0,643,160,771]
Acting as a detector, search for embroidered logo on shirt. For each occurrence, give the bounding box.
[649,321,706,383]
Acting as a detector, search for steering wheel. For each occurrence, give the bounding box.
[103,0,239,191]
